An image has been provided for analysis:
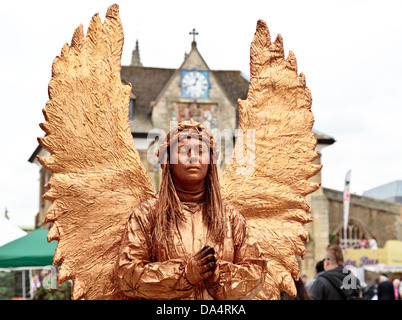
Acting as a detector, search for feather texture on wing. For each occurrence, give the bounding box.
[219,20,322,299]
[37,4,155,300]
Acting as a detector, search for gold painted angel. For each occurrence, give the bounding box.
[37,4,321,300]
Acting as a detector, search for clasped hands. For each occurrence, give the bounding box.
[185,245,218,286]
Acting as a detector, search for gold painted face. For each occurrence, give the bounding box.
[169,138,210,191]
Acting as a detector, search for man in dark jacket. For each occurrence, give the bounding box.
[309,244,361,300]
[377,275,395,300]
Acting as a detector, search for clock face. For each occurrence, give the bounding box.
[181,70,209,99]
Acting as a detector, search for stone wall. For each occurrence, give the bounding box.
[301,151,329,279]
[323,187,402,247]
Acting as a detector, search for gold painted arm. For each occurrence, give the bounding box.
[116,205,194,300]
[205,209,267,300]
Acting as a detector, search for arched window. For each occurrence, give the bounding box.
[334,221,370,249]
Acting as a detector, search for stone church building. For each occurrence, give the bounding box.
[29,34,402,280]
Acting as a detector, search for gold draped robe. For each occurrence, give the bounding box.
[115,189,266,300]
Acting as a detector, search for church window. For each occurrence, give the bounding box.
[335,221,369,249]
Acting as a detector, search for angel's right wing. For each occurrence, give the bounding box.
[219,20,321,299]
[37,4,156,300]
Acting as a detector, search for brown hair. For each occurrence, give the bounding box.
[152,120,225,260]
[326,244,344,267]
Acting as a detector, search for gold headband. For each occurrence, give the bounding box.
[157,119,219,165]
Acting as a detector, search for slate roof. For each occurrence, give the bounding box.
[121,66,175,132]
[212,70,250,106]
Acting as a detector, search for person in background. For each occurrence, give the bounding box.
[358,236,368,249]
[281,278,311,300]
[377,275,394,300]
[309,244,361,300]
[399,279,402,299]
[305,259,325,295]
[369,237,378,250]
[392,278,400,300]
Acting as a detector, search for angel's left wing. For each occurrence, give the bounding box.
[219,20,322,299]
[37,4,155,300]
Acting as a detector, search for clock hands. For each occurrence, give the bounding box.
[182,70,209,99]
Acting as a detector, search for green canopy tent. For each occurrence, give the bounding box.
[0,228,57,299]
[0,228,56,268]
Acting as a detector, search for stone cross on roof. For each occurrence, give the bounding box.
[189,28,199,43]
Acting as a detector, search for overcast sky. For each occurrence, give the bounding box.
[0,0,401,227]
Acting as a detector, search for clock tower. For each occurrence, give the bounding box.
[151,29,237,136]
[179,29,211,100]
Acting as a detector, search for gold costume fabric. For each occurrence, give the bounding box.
[116,189,266,300]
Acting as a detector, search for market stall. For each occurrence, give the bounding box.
[343,240,402,285]
[0,228,57,299]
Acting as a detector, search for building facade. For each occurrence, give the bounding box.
[303,181,402,279]
[29,35,402,281]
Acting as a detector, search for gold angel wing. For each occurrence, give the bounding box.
[219,20,322,299]
[37,4,156,300]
